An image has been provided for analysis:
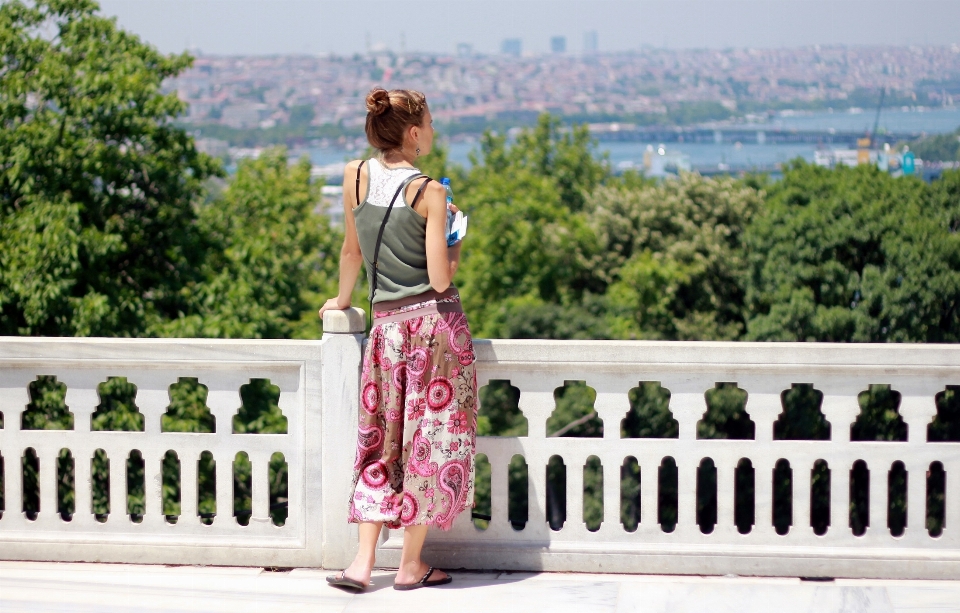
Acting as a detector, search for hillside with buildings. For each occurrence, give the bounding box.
[167,44,960,141]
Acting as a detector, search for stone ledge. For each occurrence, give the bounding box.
[322,307,365,334]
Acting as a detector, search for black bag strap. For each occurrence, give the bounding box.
[410,177,432,209]
[368,174,430,330]
[355,160,366,205]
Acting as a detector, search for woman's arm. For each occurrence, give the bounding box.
[319,161,365,318]
[423,180,461,293]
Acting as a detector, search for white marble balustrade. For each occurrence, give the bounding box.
[0,333,357,568]
[2,308,960,579]
[378,338,960,580]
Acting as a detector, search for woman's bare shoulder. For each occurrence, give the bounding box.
[345,159,367,174]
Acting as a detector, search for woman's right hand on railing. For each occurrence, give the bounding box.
[318,296,351,320]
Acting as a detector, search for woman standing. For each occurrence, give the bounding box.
[319,88,477,591]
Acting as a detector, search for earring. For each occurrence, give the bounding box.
[416,147,421,156]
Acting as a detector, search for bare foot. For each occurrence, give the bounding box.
[394,560,449,586]
[341,555,375,587]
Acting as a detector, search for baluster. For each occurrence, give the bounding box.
[0,384,29,435]
[0,383,29,525]
[899,396,938,447]
[134,389,168,437]
[946,460,960,546]
[714,461,735,537]
[820,391,861,444]
[36,445,59,527]
[526,449,548,538]
[129,386,168,527]
[905,458,927,544]
[69,445,93,527]
[215,452,232,526]
[60,386,98,526]
[638,456,658,535]
[63,386,97,435]
[180,450,199,524]
[600,455,621,537]
[898,395,938,544]
[8,445,25,526]
[819,390,860,541]
[754,459,774,537]
[594,392,629,442]
[566,453,584,535]
[144,452,165,528]
[489,451,509,535]
[794,460,812,536]
[829,460,851,543]
[668,390,705,443]
[867,461,887,540]
[517,390,556,441]
[593,392,629,537]
[746,390,783,445]
[515,381,560,538]
[108,445,128,525]
[742,385,784,539]
[251,450,271,524]
[202,388,241,527]
[677,460,698,537]
[665,384,704,537]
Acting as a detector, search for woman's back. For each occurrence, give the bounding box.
[353,158,435,304]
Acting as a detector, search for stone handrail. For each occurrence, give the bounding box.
[2,308,960,579]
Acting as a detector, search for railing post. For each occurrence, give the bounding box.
[821,388,862,539]
[319,307,365,570]
[899,395,938,544]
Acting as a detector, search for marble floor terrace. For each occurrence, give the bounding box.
[1,561,959,613]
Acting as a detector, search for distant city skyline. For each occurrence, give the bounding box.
[98,0,960,56]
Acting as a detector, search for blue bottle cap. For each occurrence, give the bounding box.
[441,177,450,185]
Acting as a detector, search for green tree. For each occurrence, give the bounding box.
[744,162,960,342]
[455,116,608,338]
[156,147,341,339]
[0,0,220,336]
[907,128,960,162]
[590,173,763,340]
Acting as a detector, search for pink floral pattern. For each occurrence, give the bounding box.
[349,299,478,531]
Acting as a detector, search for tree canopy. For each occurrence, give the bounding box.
[0,0,220,336]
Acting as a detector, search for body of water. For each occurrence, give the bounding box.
[300,108,960,174]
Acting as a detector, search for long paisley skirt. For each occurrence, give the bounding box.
[348,293,477,531]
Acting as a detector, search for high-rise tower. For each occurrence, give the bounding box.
[583,31,598,54]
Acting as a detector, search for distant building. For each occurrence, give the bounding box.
[551,36,566,54]
[220,102,271,129]
[583,31,598,54]
[501,38,522,57]
[457,43,473,57]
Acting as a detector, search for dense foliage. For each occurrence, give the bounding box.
[0,0,219,336]
[908,128,960,162]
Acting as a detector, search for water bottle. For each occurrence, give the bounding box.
[441,177,455,245]
[441,177,454,207]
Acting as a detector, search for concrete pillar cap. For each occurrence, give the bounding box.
[322,307,366,334]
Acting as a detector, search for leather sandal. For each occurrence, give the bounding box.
[393,566,453,591]
[326,570,367,591]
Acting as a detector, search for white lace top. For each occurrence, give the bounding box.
[364,158,421,207]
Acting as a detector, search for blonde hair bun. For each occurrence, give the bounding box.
[366,88,391,117]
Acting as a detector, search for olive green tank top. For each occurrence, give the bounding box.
[353,158,438,304]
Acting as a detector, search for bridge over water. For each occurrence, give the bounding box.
[591,125,923,147]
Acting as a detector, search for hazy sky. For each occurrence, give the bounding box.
[98,0,960,55]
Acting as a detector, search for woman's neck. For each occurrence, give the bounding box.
[380,149,417,168]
